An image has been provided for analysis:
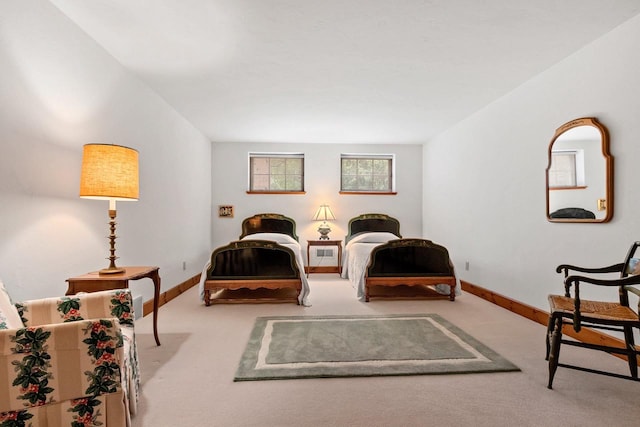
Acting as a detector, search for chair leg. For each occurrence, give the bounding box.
[545,316,554,361]
[623,325,638,378]
[547,315,563,389]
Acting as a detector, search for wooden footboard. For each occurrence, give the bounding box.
[203,240,302,306]
[365,238,456,302]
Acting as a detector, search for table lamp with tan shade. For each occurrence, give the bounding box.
[312,204,336,240]
[79,143,139,274]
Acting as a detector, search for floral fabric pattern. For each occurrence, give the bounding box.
[1,289,137,427]
[0,409,33,426]
[1,392,126,427]
[11,327,54,407]
[110,291,134,326]
[68,397,104,427]
[57,297,83,322]
[81,320,122,396]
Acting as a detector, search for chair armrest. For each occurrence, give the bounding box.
[564,274,640,301]
[16,289,134,327]
[624,285,640,298]
[625,285,640,314]
[556,262,625,275]
[564,273,640,288]
[0,318,124,413]
[557,263,626,297]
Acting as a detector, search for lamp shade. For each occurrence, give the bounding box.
[80,144,139,201]
[312,205,336,221]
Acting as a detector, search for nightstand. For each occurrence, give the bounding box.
[66,266,161,346]
[306,240,342,277]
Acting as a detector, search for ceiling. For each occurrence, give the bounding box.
[50,0,640,144]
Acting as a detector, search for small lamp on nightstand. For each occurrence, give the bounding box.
[313,204,336,240]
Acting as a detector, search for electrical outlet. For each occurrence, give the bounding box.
[465,261,470,271]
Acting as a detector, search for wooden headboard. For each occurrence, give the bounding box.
[345,213,401,243]
[239,213,299,241]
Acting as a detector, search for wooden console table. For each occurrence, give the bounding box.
[66,266,161,346]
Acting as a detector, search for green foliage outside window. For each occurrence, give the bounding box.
[250,155,304,192]
[341,157,392,192]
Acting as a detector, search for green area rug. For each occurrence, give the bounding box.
[234,314,519,381]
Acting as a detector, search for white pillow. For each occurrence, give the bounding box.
[242,232,299,246]
[348,232,399,245]
[0,279,24,330]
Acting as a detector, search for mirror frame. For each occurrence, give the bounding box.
[546,117,614,223]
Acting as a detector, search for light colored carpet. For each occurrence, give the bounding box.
[131,276,639,427]
[235,314,519,380]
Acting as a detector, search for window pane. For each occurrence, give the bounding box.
[270,174,286,190]
[372,159,389,175]
[342,159,357,175]
[252,158,269,175]
[358,159,373,175]
[549,153,576,187]
[373,175,389,191]
[252,174,269,191]
[286,158,302,175]
[357,175,373,189]
[342,175,357,190]
[286,175,302,191]
[270,158,286,175]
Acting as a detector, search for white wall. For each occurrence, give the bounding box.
[423,14,640,310]
[211,142,422,261]
[0,1,212,302]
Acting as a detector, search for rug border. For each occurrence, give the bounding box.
[234,313,520,381]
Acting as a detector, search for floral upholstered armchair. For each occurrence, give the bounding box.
[0,280,139,427]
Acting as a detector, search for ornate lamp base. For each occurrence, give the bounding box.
[99,266,125,275]
[317,222,331,240]
[99,208,125,275]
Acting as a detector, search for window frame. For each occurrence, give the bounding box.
[339,153,396,195]
[247,152,305,194]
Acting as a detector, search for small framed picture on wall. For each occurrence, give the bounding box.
[218,205,234,218]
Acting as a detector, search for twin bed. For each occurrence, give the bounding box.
[200,214,310,306]
[200,212,457,306]
[342,213,458,302]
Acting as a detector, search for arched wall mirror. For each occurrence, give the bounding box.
[546,117,613,223]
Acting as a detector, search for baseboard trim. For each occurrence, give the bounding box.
[142,273,200,316]
[460,280,634,362]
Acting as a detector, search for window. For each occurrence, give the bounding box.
[549,150,585,188]
[340,154,395,194]
[248,153,304,193]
